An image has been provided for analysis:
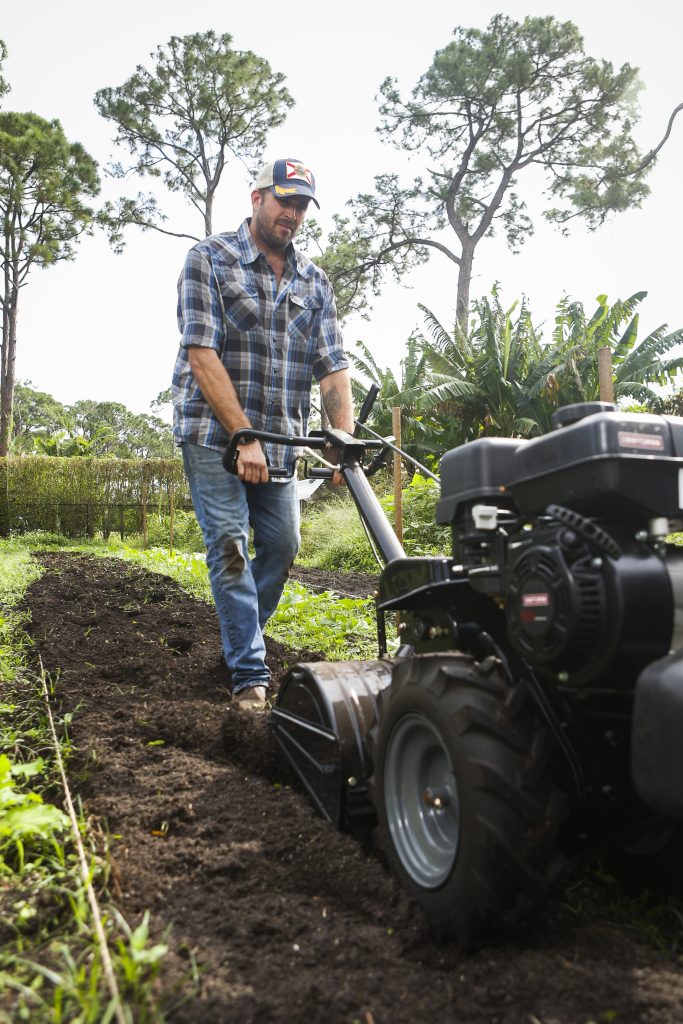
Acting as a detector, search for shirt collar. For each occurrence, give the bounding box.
[238,218,312,279]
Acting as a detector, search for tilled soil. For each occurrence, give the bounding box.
[21,552,683,1022]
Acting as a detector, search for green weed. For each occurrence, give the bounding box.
[0,537,179,1021]
[267,580,378,659]
[562,858,683,955]
[0,754,69,873]
[115,545,211,601]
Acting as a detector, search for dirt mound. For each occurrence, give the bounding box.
[23,552,683,1023]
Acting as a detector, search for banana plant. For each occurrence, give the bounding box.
[414,288,552,444]
[548,292,683,408]
[414,289,683,444]
[350,334,437,464]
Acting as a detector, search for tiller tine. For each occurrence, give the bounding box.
[270,660,394,830]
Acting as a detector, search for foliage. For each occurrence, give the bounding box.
[0,754,69,872]
[299,476,449,573]
[68,399,174,458]
[662,391,683,418]
[412,288,683,445]
[0,39,10,105]
[563,857,683,955]
[95,30,294,242]
[547,292,683,409]
[130,509,203,552]
[11,382,74,453]
[151,387,172,414]
[399,474,450,555]
[350,335,438,464]
[0,456,191,539]
[11,382,175,458]
[299,495,379,573]
[415,288,550,447]
[268,582,378,660]
[0,110,102,454]
[309,15,680,324]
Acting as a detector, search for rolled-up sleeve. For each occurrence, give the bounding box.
[312,273,349,381]
[177,247,224,350]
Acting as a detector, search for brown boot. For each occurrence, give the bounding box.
[233,685,268,710]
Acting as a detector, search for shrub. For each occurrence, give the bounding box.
[299,494,377,571]
[134,510,204,552]
[299,475,449,572]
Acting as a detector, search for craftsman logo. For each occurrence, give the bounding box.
[618,431,665,451]
[286,161,313,185]
[522,593,550,607]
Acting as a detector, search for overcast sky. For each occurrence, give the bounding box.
[2,0,682,419]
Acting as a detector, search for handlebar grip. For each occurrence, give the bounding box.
[308,467,335,479]
[223,434,292,479]
[223,444,240,474]
[354,385,380,435]
[365,446,391,478]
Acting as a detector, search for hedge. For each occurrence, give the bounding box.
[0,457,193,540]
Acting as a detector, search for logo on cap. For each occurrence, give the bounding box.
[285,161,313,186]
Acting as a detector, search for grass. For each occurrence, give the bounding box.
[115,543,382,660]
[298,474,450,572]
[0,537,181,1023]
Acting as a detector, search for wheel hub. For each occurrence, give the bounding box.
[383,713,460,889]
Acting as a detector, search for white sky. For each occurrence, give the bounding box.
[2,0,682,418]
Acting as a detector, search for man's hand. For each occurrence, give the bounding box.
[236,440,269,484]
[320,369,355,488]
[321,446,344,487]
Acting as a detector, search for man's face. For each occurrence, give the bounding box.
[250,189,310,252]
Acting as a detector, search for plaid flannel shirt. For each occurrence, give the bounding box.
[172,219,348,474]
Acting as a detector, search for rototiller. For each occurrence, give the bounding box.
[224,397,683,943]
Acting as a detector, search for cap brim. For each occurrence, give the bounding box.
[271,184,320,209]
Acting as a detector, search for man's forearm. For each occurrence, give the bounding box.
[188,346,269,481]
[320,369,355,433]
[188,346,251,435]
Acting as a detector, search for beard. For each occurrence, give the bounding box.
[252,205,299,252]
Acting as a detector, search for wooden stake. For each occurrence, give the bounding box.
[392,407,403,545]
[142,474,148,549]
[169,478,175,555]
[598,347,614,403]
[392,406,403,637]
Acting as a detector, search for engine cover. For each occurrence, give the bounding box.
[505,524,674,686]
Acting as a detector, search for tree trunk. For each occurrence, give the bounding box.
[0,457,9,536]
[456,244,474,330]
[0,280,18,457]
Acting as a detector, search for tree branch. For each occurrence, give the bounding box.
[632,102,683,174]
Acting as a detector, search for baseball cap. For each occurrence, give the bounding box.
[254,158,319,208]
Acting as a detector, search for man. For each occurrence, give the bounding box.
[172,158,354,709]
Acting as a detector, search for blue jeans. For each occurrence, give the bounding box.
[181,442,300,693]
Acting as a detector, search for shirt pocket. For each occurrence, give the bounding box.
[220,281,261,332]
[288,290,322,345]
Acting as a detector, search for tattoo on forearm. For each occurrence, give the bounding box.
[323,386,342,426]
